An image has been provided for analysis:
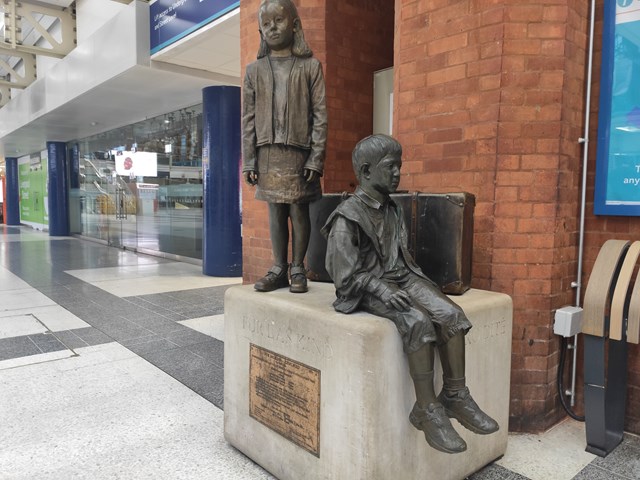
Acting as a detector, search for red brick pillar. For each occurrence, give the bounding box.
[240,0,393,282]
[394,0,588,432]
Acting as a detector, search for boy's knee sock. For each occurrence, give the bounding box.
[442,376,466,396]
[438,331,465,384]
[408,344,436,408]
[411,371,436,408]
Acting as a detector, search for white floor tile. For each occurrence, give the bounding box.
[0,267,31,291]
[0,313,47,339]
[0,342,274,480]
[0,288,55,312]
[66,262,202,282]
[179,314,225,341]
[10,305,90,331]
[66,263,242,297]
[0,349,75,371]
[498,419,595,480]
[0,232,71,242]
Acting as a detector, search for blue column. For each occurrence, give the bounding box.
[47,141,70,236]
[69,143,80,189]
[202,86,242,276]
[5,157,20,225]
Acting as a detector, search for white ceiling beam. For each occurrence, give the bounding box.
[0,47,36,87]
[0,84,10,107]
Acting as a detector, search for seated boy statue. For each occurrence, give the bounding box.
[322,134,498,454]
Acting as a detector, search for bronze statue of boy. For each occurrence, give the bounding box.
[322,134,498,453]
[242,0,327,294]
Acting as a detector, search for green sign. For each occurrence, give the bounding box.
[18,152,49,228]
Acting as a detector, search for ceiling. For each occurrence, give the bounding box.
[0,2,240,160]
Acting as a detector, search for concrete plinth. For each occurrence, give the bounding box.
[224,283,512,480]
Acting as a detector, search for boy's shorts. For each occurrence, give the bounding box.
[360,272,472,354]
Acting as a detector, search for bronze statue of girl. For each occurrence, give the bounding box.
[242,0,327,293]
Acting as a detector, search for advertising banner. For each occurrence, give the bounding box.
[114,151,158,177]
[150,0,240,54]
[18,151,49,229]
[594,0,640,215]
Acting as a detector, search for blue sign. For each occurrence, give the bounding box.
[150,0,240,54]
[594,0,640,215]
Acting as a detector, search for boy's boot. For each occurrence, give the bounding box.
[289,264,308,293]
[437,378,499,435]
[408,345,466,453]
[254,264,289,292]
[438,332,499,434]
[409,377,467,454]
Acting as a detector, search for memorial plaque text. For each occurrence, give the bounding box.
[249,344,321,456]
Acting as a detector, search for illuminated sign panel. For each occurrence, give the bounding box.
[150,0,239,54]
[594,0,640,215]
[114,151,158,177]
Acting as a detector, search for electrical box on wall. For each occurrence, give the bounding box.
[554,306,584,337]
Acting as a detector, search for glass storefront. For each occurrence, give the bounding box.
[71,104,204,260]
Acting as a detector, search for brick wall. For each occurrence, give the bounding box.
[323,0,394,192]
[240,0,393,282]
[394,0,589,432]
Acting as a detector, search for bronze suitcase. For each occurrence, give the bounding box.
[307,192,475,295]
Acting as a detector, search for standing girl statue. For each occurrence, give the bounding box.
[242,0,328,294]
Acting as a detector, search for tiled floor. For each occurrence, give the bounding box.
[1,224,638,479]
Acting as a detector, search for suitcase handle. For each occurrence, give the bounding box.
[445,194,465,208]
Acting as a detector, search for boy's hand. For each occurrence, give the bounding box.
[381,287,412,312]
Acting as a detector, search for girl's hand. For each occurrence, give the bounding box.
[304,168,318,183]
[244,170,258,185]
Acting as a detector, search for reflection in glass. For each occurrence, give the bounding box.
[72,105,204,259]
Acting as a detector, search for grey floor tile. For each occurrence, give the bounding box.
[505,470,531,480]
[133,295,179,309]
[162,328,214,347]
[28,333,67,354]
[73,329,113,346]
[590,437,640,479]
[140,345,202,369]
[572,464,629,479]
[161,360,223,399]
[122,297,151,306]
[66,307,111,322]
[120,309,164,321]
[158,312,190,321]
[125,338,181,356]
[176,307,221,319]
[186,339,224,368]
[0,336,42,361]
[49,330,90,349]
[129,317,184,335]
[467,463,515,479]
[200,380,224,410]
[134,304,176,316]
[200,391,224,409]
[98,324,154,343]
